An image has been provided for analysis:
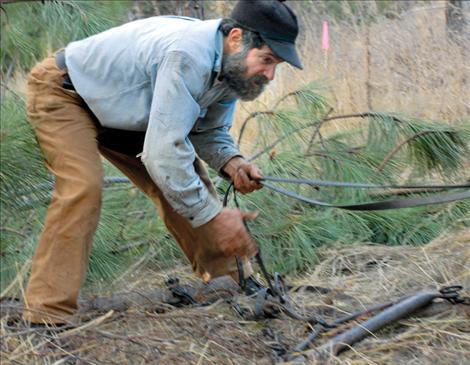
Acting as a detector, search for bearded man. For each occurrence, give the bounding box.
[23,0,302,325]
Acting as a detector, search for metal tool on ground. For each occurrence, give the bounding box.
[288,286,469,364]
[222,177,470,362]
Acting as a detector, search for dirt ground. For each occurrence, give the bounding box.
[1,229,469,365]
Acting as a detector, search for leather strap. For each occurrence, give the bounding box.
[261,181,470,210]
[55,50,75,90]
[260,176,470,190]
[55,49,67,70]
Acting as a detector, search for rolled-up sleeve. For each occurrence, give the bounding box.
[141,51,222,227]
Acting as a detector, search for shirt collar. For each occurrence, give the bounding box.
[211,23,238,100]
[213,28,224,81]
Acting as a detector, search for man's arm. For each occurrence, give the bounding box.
[189,101,263,194]
[142,50,258,260]
[142,51,221,228]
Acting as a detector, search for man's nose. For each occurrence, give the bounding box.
[263,65,276,81]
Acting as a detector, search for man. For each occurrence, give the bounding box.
[24,0,302,325]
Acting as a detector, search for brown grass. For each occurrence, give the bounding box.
[233,2,470,154]
[2,229,468,364]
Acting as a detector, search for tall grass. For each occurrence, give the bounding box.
[233,1,470,148]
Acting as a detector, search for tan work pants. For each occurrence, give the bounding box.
[23,55,252,324]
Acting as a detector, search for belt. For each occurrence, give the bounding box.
[55,50,75,91]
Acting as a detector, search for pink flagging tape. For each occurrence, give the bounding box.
[322,21,329,51]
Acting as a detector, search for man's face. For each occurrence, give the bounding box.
[222,44,282,101]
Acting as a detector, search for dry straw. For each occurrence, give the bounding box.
[233,2,470,154]
[1,229,468,364]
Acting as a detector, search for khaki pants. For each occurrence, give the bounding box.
[23,55,252,324]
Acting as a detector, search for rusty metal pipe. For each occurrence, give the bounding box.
[289,298,398,357]
[318,290,441,356]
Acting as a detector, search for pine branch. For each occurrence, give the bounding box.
[248,111,380,162]
[306,107,334,153]
[237,84,330,147]
[377,130,435,171]
[0,1,128,76]
[271,90,303,110]
[237,111,276,146]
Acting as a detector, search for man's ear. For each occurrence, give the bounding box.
[226,28,243,54]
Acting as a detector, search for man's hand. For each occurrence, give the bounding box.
[196,208,258,258]
[223,156,263,194]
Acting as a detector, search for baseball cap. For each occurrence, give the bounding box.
[230,0,303,69]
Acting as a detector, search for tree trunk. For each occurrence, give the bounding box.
[445,0,465,41]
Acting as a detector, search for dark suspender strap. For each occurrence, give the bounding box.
[261,181,470,211]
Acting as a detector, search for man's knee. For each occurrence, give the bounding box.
[56,171,103,205]
[79,174,103,200]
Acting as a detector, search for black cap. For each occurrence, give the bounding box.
[230,0,303,69]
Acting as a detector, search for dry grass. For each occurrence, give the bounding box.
[233,2,470,154]
[2,229,469,364]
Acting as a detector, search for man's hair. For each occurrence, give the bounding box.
[220,18,265,49]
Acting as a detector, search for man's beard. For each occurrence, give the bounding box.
[221,47,269,101]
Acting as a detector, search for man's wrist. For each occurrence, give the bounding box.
[222,156,246,180]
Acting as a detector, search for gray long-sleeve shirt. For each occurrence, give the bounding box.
[65,16,241,227]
